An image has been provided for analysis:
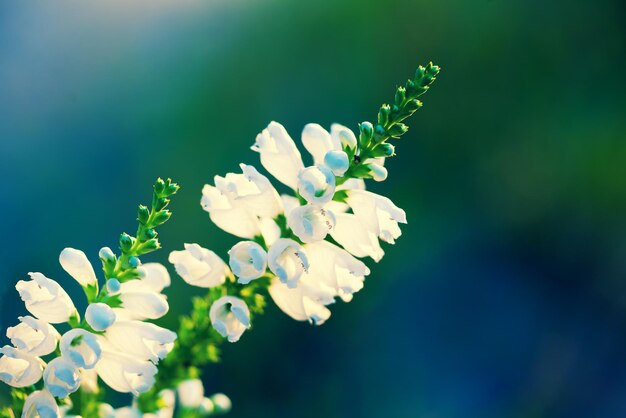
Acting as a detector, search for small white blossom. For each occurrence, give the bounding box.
[22,390,59,418]
[43,357,80,398]
[169,243,228,288]
[267,238,309,288]
[104,321,176,363]
[324,150,349,176]
[177,379,204,408]
[330,213,384,261]
[345,189,407,244]
[297,165,336,205]
[137,263,171,292]
[16,273,77,324]
[0,345,43,388]
[252,121,304,189]
[228,241,267,284]
[209,296,250,343]
[6,316,60,357]
[95,337,158,395]
[286,204,336,243]
[85,303,117,332]
[60,329,101,369]
[59,248,98,287]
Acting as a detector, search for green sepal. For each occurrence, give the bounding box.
[83,282,99,304]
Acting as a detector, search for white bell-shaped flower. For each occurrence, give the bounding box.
[267,238,309,288]
[345,189,407,244]
[252,121,304,189]
[214,164,283,219]
[16,273,77,324]
[59,248,98,287]
[138,263,171,292]
[301,123,340,165]
[6,316,60,356]
[0,346,43,388]
[169,243,228,288]
[324,150,349,176]
[303,241,370,302]
[117,280,169,320]
[330,123,358,151]
[177,379,204,408]
[85,303,117,332]
[209,296,250,343]
[228,241,267,284]
[60,328,101,369]
[330,213,384,261]
[201,184,262,238]
[297,165,336,205]
[286,204,336,243]
[104,321,176,363]
[22,390,59,418]
[268,279,331,325]
[95,337,158,395]
[43,357,80,398]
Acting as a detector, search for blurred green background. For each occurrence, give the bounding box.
[1,0,625,417]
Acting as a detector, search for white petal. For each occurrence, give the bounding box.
[330,213,384,261]
[301,123,339,164]
[201,184,261,238]
[0,346,44,388]
[22,390,59,418]
[16,273,77,324]
[138,263,171,292]
[6,316,59,357]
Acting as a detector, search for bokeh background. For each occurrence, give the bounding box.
[1,0,625,417]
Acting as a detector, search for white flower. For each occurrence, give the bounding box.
[60,329,101,369]
[43,357,80,398]
[297,165,336,205]
[301,123,340,165]
[209,296,250,343]
[286,204,336,243]
[22,390,59,418]
[169,244,228,288]
[59,248,97,287]
[117,280,169,320]
[228,241,267,284]
[137,263,171,292]
[0,346,43,387]
[303,241,369,302]
[214,164,283,219]
[201,184,262,238]
[252,121,304,189]
[85,303,117,332]
[210,393,232,414]
[177,379,204,408]
[324,150,349,176]
[268,279,331,325]
[345,189,407,244]
[267,238,309,288]
[330,213,384,261]
[16,273,77,324]
[6,316,59,356]
[330,123,358,151]
[95,337,157,395]
[104,321,176,363]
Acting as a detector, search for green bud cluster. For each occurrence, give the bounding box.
[337,62,440,184]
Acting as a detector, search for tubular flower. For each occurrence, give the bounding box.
[16,273,77,324]
[267,238,309,288]
[43,357,80,398]
[252,121,304,189]
[0,346,44,388]
[60,329,102,369]
[6,316,60,357]
[209,296,251,343]
[169,243,229,288]
[59,247,98,287]
[22,390,59,418]
[228,241,267,284]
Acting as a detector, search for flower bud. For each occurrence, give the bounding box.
[287,204,336,243]
[22,390,59,417]
[365,162,388,182]
[152,210,171,226]
[377,104,391,126]
[7,316,60,356]
[267,239,309,288]
[86,303,117,331]
[359,122,373,146]
[178,379,204,408]
[99,247,115,262]
[59,248,98,287]
[323,150,349,176]
[0,346,43,387]
[211,393,232,414]
[60,329,102,369]
[119,233,134,252]
[394,86,406,105]
[387,123,408,138]
[170,243,229,288]
[106,278,121,294]
[43,357,80,398]
[228,241,267,284]
[297,165,336,205]
[372,143,395,158]
[137,205,150,224]
[210,296,250,343]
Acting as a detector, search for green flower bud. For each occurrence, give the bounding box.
[404,99,422,112]
[374,124,386,136]
[154,178,166,194]
[137,205,150,225]
[152,210,171,226]
[142,228,157,239]
[394,87,406,106]
[140,239,160,253]
[359,122,374,147]
[372,143,395,158]
[387,123,409,138]
[377,104,391,127]
[119,233,134,252]
[155,197,169,211]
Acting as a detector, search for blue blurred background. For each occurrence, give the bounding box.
[1,1,626,417]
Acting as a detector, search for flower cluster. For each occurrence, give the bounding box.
[0,179,180,417]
